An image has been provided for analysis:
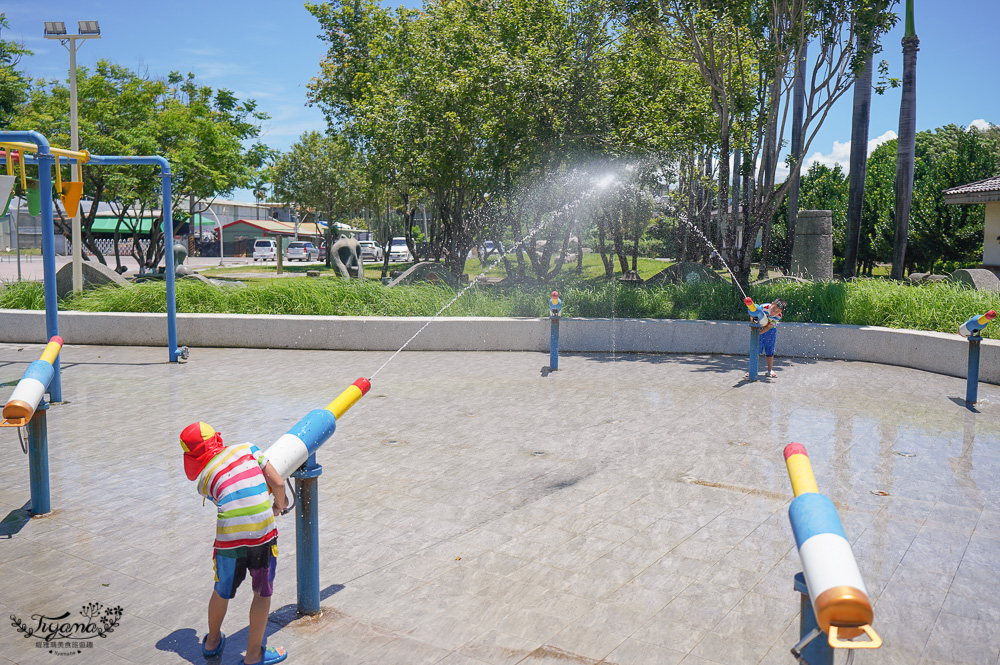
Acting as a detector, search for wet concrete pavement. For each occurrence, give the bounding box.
[1,343,999,664]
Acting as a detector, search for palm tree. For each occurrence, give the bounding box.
[844,47,874,278]
[251,173,269,212]
[784,41,808,272]
[891,0,918,280]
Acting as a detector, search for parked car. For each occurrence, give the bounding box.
[388,237,413,263]
[285,241,319,261]
[359,240,383,262]
[319,241,327,262]
[253,238,277,262]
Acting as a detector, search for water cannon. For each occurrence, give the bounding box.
[2,336,63,427]
[549,291,562,318]
[959,310,996,338]
[264,377,370,479]
[783,443,881,650]
[744,297,768,327]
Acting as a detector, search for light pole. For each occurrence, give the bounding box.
[205,206,224,266]
[44,20,101,294]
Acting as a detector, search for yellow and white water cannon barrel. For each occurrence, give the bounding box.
[264,377,371,479]
[959,310,996,338]
[2,336,63,427]
[784,443,881,647]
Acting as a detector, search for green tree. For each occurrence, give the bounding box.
[0,13,30,127]
[271,131,364,268]
[620,0,897,286]
[861,125,998,274]
[891,0,918,279]
[15,62,268,269]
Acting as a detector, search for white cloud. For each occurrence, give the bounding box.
[868,130,896,155]
[805,140,852,172]
[969,118,994,131]
[792,129,897,177]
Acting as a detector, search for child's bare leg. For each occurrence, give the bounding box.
[206,590,228,650]
[766,356,774,374]
[245,591,284,664]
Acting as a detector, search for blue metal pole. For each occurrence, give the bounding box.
[748,325,760,382]
[550,318,559,370]
[36,150,62,402]
[293,455,322,615]
[160,167,180,363]
[27,401,51,515]
[794,572,833,665]
[967,337,981,406]
[4,131,63,402]
[60,154,183,362]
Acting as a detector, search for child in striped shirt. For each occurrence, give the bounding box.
[181,422,288,665]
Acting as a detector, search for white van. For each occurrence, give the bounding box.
[388,237,412,262]
[253,238,277,261]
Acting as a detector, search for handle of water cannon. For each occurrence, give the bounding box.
[279,478,296,516]
[828,625,882,650]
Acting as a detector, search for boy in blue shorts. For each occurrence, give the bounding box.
[759,298,786,378]
[181,422,288,665]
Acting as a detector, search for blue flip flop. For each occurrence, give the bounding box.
[202,632,225,658]
[239,646,287,665]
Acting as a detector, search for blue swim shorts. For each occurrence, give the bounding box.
[213,538,277,599]
[759,327,777,357]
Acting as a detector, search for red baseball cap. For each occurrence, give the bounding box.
[180,422,225,481]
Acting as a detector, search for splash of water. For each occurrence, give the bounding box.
[677,216,748,301]
[369,216,554,380]
[369,159,651,381]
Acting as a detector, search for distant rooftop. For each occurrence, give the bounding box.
[944,174,1000,204]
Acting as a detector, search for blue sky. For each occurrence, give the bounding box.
[5,1,998,201]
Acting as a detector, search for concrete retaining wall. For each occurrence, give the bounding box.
[2,309,997,384]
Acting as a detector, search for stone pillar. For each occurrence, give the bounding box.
[790,210,833,280]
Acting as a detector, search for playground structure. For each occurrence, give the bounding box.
[0,130,187,386]
[784,443,881,664]
[959,310,996,406]
[263,377,371,614]
[1,335,64,515]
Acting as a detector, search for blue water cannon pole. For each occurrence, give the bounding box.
[793,572,833,665]
[2,336,63,514]
[262,377,371,615]
[744,297,767,382]
[960,311,995,406]
[27,402,50,515]
[549,291,562,371]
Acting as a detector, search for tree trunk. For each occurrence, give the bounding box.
[784,41,808,271]
[891,34,919,280]
[844,51,873,278]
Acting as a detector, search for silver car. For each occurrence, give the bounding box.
[285,241,319,261]
[359,240,383,262]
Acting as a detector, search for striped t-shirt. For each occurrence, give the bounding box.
[197,443,277,550]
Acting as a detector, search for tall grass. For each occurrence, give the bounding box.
[0,280,47,309]
[3,276,998,339]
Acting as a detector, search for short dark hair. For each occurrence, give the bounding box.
[770,298,788,311]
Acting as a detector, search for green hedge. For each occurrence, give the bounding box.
[2,277,998,339]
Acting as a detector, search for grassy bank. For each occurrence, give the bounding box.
[2,275,998,339]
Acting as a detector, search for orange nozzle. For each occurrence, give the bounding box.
[744,297,754,307]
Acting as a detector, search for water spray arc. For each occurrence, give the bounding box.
[959,310,996,406]
[2,336,64,515]
[262,377,371,614]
